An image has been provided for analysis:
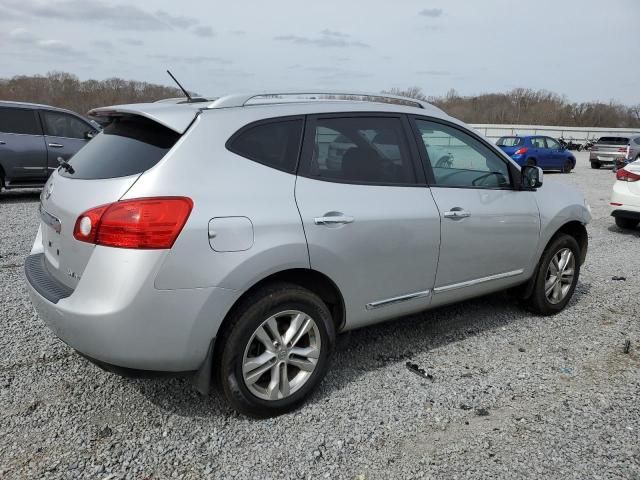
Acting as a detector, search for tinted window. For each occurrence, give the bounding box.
[0,107,41,135]
[227,119,303,173]
[414,119,511,188]
[59,115,180,179]
[597,137,629,145]
[42,111,89,139]
[303,116,416,185]
[496,137,521,147]
[635,137,640,146]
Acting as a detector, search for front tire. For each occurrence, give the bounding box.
[590,161,601,169]
[562,160,573,173]
[525,234,580,315]
[615,217,639,229]
[218,282,335,417]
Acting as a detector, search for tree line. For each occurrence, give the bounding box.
[0,72,181,117]
[384,87,640,128]
[1,72,638,128]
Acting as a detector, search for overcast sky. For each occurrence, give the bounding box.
[1,0,638,104]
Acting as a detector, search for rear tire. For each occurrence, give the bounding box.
[526,158,537,167]
[525,234,580,316]
[590,161,601,169]
[615,217,639,229]
[218,282,335,417]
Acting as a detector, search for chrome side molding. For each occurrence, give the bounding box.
[433,269,524,293]
[366,289,431,310]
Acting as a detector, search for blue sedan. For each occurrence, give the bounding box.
[496,135,576,173]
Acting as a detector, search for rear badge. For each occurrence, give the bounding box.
[66,268,81,281]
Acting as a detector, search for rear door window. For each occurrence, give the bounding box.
[41,111,89,139]
[300,116,417,185]
[0,107,42,135]
[226,118,303,173]
[59,115,180,179]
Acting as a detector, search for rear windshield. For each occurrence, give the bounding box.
[59,115,180,179]
[597,137,629,145]
[496,137,522,147]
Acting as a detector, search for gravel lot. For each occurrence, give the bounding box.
[1,151,638,479]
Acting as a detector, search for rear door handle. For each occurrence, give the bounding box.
[314,215,355,226]
[443,208,471,220]
[48,143,63,148]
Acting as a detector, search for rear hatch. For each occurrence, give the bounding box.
[496,136,523,156]
[38,105,198,289]
[592,136,629,159]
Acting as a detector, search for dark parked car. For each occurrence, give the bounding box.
[0,101,99,190]
[496,135,576,173]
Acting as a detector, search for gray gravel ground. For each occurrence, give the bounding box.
[1,152,638,479]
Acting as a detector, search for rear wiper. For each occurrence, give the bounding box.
[57,156,75,175]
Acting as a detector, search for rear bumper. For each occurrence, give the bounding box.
[590,153,628,165]
[611,209,640,221]
[24,248,239,372]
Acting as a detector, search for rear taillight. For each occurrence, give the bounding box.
[514,147,528,155]
[616,169,640,182]
[73,197,193,249]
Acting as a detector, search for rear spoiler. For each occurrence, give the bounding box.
[88,102,202,134]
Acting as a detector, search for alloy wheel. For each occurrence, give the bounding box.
[242,310,321,401]
[544,248,575,304]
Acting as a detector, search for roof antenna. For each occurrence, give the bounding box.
[166,69,193,102]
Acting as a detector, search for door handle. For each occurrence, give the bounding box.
[48,143,63,148]
[443,208,471,220]
[0,140,5,145]
[314,215,355,226]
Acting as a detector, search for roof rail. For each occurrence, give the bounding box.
[206,91,434,110]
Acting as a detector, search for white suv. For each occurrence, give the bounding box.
[25,92,591,416]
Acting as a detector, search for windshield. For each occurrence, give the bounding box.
[496,137,522,147]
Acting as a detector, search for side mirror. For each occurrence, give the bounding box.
[84,130,95,140]
[521,165,543,189]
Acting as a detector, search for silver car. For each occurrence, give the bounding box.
[589,135,640,169]
[25,92,591,416]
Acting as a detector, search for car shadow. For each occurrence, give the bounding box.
[0,190,41,203]
[131,281,592,418]
[607,224,640,236]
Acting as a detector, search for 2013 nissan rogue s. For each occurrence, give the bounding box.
[25,92,591,417]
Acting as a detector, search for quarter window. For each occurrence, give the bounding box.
[414,119,511,188]
[41,111,89,139]
[0,107,41,135]
[227,119,303,173]
[303,116,416,185]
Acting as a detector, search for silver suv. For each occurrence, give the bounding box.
[25,92,591,416]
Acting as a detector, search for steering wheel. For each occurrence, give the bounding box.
[471,172,502,187]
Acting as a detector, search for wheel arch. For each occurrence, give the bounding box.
[519,220,588,300]
[213,268,345,356]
